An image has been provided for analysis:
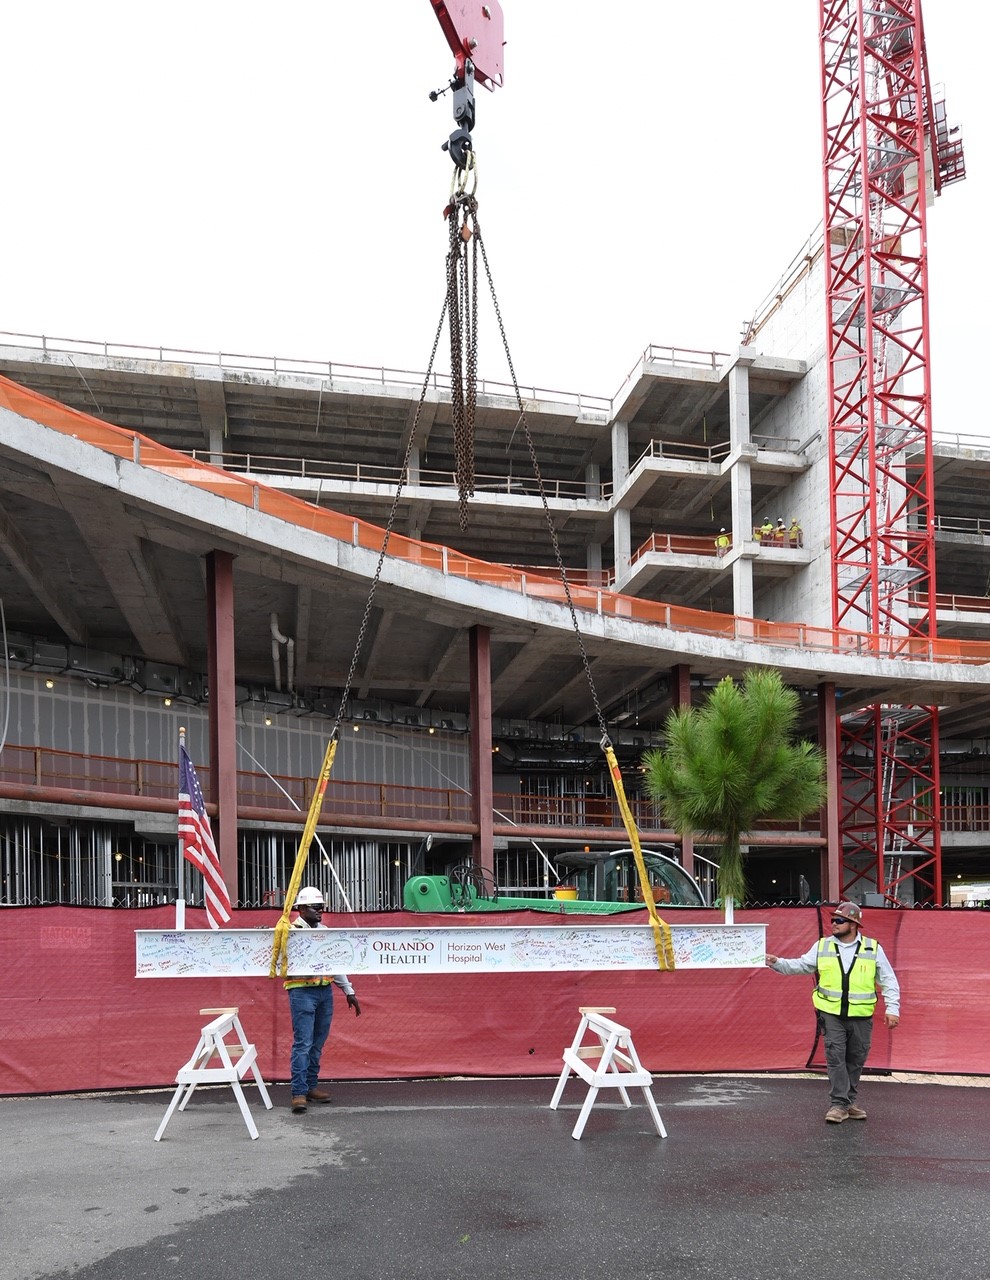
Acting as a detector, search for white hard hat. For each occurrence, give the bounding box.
[296,886,325,906]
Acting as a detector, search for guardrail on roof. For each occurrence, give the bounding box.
[189,451,609,501]
[0,330,612,420]
[3,328,982,447]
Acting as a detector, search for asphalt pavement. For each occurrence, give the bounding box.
[2,1074,988,1280]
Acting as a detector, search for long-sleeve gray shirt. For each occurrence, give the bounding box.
[771,935,900,1016]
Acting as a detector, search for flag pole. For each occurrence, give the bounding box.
[176,727,187,930]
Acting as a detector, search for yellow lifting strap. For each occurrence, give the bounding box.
[602,741,675,972]
[269,735,339,979]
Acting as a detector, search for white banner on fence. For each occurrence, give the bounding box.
[135,923,766,978]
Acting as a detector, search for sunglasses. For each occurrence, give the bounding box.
[830,915,853,924]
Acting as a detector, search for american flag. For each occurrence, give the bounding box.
[178,743,231,929]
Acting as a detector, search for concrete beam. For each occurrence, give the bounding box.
[397,397,438,465]
[357,609,396,699]
[527,658,596,721]
[416,628,468,707]
[0,499,88,644]
[491,637,557,707]
[62,487,188,666]
[293,584,312,683]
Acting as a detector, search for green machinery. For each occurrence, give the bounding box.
[403,848,707,915]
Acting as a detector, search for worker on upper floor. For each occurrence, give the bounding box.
[789,518,803,548]
[773,518,787,546]
[715,528,730,558]
[759,519,774,544]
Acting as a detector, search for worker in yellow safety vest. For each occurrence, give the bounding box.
[285,886,362,1114]
[714,528,730,557]
[765,900,900,1125]
[788,517,803,548]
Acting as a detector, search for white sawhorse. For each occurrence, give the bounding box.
[154,1007,273,1142]
[549,1006,667,1140]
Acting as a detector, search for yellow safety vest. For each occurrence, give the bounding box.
[283,917,335,990]
[812,935,878,1017]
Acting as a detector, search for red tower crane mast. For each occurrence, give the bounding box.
[819,0,965,905]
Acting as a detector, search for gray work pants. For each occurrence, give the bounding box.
[819,1011,874,1108]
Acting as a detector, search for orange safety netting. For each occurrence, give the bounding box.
[1,905,986,1095]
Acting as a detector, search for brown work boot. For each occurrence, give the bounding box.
[825,1106,849,1124]
[306,1088,332,1104]
[846,1104,867,1120]
[291,1095,308,1114]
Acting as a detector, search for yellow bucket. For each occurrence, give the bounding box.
[553,886,579,901]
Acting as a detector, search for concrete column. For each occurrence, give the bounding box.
[206,550,238,904]
[585,464,603,584]
[728,359,752,451]
[469,625,494,882]
[613,511,631,581]
[611,422,630,487]
[586,542,603,586]
[671,664,694,881]
[406,446,421,486]
[611,422,631,580]
[195,380,227,468]
[728,358,755,618]
[818,682,841,901]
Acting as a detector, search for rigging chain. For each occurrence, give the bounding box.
[270,289,452,979]
[272,158,673,975]
[447,188,479,530]
[467,207,675,971]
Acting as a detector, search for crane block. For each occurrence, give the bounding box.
[430,0,504,88]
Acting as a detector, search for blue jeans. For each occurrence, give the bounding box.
[288,984,335,1097]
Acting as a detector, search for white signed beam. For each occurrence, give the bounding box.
[136,923,767,978]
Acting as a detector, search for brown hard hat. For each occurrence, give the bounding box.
[833,900,862,922]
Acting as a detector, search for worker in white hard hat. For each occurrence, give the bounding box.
[285,886,361,1114]
[765,900,900,1124]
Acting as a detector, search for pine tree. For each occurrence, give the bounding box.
[642,669,826,906]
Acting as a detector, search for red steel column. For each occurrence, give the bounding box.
[818,682,841,902]
[469,625,494,881]
[206,551,239,904]
[671,664,694,880]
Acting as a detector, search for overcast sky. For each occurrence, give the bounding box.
[2,2,982,434]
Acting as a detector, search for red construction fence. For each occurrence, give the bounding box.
[1,906,986,1095]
